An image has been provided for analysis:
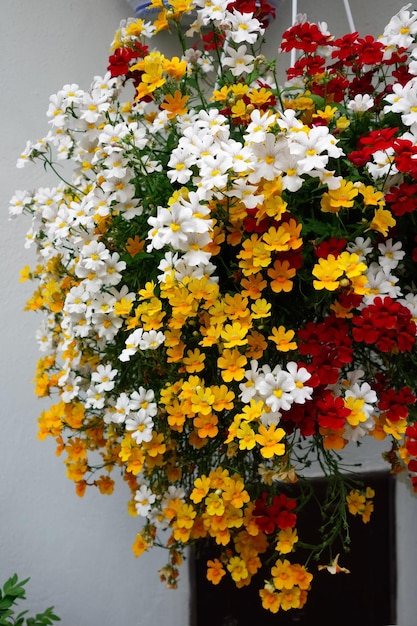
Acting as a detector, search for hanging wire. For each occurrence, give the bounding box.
[290,0,298,67]
[343,0,356,32]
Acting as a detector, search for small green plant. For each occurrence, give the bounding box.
[0,574,60,626]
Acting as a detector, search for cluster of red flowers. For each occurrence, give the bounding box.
[253,493,297,534]
[108,41,149,78]
[282,21,407,103]
[378,386,416,422]
[352,296,416,353]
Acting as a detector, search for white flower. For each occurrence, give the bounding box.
[379,4,417,48]
[377,239,405,272]
[255,367,296,413]
[222,45,255,76]
[138,330,165,350]
[347,236,373,261]
[125,413,154,443]
[285,362,313,404]
[9,190,32,216]
[227,11,265,44]
[245,109,277,144]
[239,360,262,403]
[347,94,375,113]
[135,485,156,517]
[119,328,144,362]
[366,147,398,179]
[91,364,118,393]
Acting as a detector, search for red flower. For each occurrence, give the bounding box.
[393,139,417,178]
[281,22,332,54]
[385,182,417,216]
[378,387,416,422]
[317,392,350,430]
[347,149,371,167]
[227,0,276,27]
[358,127,399,156]
[107,43,148,78]
[253,493,297,533]
[311,72,349,103]
[280,401,317,437]
[314,237,347,259]
[286,55,326,80]
[354,36,384,65]
[408,459,417,473]
[352,297,416,353]
[331,32,359,62]
[202,29,226,52]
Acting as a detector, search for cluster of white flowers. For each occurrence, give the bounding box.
[239,360,313,422]
[348,237,407,308]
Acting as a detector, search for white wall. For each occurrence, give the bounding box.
[1,1,416,625]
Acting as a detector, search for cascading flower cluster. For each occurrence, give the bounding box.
[10,0,417,614]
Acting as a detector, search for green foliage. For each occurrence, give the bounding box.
[0,575,60,626]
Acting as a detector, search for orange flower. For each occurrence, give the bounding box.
[207,559,226,585]
[160,90,189,119]
[267,259,296,293]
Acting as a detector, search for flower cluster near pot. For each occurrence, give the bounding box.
[10,0,417,614]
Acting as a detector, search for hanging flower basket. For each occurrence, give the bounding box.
[10,0,417,616]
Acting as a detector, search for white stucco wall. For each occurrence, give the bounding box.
[1,1,416,625]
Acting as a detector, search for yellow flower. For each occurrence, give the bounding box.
[251,298,271,319]
[205,492,225,517]
[262,225,291,252]
[271,559,297,590]
[278,587,302,611]
[221,321,250,348]
[222,477,250,508]
[182,348,206,373]
[320,179,359,213]
[95,475,115,495]
[143,432,166,457]
[163,56,188,79]
[190,475,211,504]
[337,251,367,280]
[191,385,215,415]
[276,528,298,554]
[211,385,235,412]
[227,556,249,582]
[132,531,152,558]
[268,326,297,351]
[255,424,286,458]
[370,207,396,236]
[133,51,166,99]
[217,349,247,382]
[357,183,385,207]
[246,330,268,359]
[175,503,197,529]
[193,412,219,438]
[312,254,343,291]
[346,489,366,515]
[344,396,367,426]
[236,421,257,450]
[241,273,267,299]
